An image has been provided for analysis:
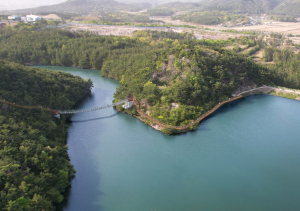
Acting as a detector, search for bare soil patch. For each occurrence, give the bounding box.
[41,14,61,20]
[234,22,300,35]
[64,24,241,40]
[253,49,263,58]
[241,46,254,54]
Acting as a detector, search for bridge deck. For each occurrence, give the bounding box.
[58,99,129,114]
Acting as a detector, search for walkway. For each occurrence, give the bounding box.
[1,85,298,129]
[133,95,243,131]
[59,99,129,114]
[133,85,300,132]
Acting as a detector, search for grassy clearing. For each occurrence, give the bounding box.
[269,91,299,100]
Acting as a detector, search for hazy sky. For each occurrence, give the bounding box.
[0,0,200,11]
[0,0,66,11]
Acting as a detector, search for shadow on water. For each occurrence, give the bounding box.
[55,176,104,211]
[73,92,93,109]
[55,186,71,211]
[70,112,119,123]
[198,95,269,126]
[199,97,248,123]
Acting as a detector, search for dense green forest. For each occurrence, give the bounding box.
[0,61,92,210]
[1,28,299,128]
[1,22,300,209]
[263,47,300,86]
[225,33,300,88]
[1,1,300,208]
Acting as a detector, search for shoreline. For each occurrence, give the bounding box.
[3,85,298,135]
[132,96,243,134]
[131,86,300,135]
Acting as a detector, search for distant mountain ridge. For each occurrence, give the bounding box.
[157,0,299,16]
[272,0,300,16]
[201,0,283,13]
[2,0,299,17]
[5,0,151,14]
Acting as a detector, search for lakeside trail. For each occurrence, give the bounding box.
[133,95,243,132]
[133,86,300,133]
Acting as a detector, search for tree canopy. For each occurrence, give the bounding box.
[0,61,92,210]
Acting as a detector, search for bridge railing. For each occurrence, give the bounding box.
[58,98,129,114]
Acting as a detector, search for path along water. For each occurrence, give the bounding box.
[34,66,300,211]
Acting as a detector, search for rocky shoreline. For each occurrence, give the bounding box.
[117,86,300,135]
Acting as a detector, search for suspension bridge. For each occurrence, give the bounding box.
[0,98,134,118]
[1,85,298,124]
[58,98,131,114]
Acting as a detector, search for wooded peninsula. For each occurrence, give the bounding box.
[1,25,300,210]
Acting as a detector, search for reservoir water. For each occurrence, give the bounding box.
[37,66,300,211]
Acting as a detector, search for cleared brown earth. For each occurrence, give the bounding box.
[65,24,241,40]
[41,14,61,20]
[253,49,263,58]
[157,16,300,35]
[234,21,300,35]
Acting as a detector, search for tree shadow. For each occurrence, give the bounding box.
[55,186,72,211]
[73,92,93,109]
[55,175,104,211]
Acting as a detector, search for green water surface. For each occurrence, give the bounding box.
[36,66,300,211]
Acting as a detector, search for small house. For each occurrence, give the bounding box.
[122,101,134,109]
[26,15,42,22]
[0,22,6,28]
[0,20,20,27]
[8,15,21,20]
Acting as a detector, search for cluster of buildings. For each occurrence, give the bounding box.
[0,15,42,28]
[0,14,60,28]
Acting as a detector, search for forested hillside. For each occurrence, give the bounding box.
[0,61,92,210]
[200,0,283,13]
[155,0,297,16]
[272,0,300,16]
[1,28,299,130]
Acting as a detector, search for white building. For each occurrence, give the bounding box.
[8,15,21,20]
[26,15,42,22]
[122,101,134,109]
